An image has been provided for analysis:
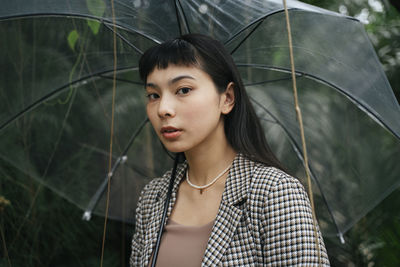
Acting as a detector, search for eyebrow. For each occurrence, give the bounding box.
[145,75,195,89]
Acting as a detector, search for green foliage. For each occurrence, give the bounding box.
[86,0,106,17]
[67,30,79,51]
[324,189,400,266]
[85,0,105,35]
[0,16,143,265]
[303,0,400,102]
[298,1,400,265]
[87,19,101,35]
[0,161,131,266]
[365,4,400,101]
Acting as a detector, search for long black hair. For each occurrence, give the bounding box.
[139,34,284,170]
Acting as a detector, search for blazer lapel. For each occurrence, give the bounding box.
[202,154,254,266]
[142,162,188,266]
[142,193,164,266]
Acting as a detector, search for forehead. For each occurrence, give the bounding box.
[146,64,211,84]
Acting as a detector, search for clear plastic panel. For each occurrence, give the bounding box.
[232,10,400,138]
[0,0,180,42]
[0,0,341,42]
[0,69,173,221]
[245,71,400,235]
[0,17,143,129]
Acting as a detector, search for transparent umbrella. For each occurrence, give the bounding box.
[1,0,399,241]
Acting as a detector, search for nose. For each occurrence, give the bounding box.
[158,95,175,118]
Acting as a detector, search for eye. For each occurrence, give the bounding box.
[177,87,192,95]
[146,93,160,100]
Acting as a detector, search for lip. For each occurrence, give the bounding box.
[160,126,182,139]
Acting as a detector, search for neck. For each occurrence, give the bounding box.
[184,131,237,185]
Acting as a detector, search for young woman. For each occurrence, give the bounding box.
[130,34,330,266]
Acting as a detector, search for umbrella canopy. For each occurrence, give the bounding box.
[1,0,400,239]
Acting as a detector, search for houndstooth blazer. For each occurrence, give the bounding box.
[130,153,330,266]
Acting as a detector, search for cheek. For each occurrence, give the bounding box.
[184,98,221,127]
[186,100,208,117]
[146,104,158,127]
[145,104,151,117]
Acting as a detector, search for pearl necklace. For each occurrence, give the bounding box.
[186,163,232,194]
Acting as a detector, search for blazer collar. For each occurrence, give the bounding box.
[166,160,188,217]
[222,153,254,206]
[145,153,255,266]
[202,153,255,266]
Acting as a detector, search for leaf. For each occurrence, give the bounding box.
[67,30,79,51]
[86,0,105,35]
[87,19,101,35]
[86,0,106,17]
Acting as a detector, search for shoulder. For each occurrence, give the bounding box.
[250,162,313,224]
[251,161,306,198]
[245,159,330,265]
[138,170,171,203]
[137,161,187,208]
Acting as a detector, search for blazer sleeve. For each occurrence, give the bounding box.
[263,176,330,266]
[130,189,145,267]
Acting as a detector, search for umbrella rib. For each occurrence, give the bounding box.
[239,63,400,140]
[190,3,231,35]
[204,0,242,24]
[244,75,300,86]
[229,19,264,55]
[225,9,284,46]
[250,97,343,238]
[103,22,143,55]
[181,0,230,35]
[0,67,135,132]
[173,0,183,36]
[79,143,119,158]
[82,118,149,221]
[224,8,358,48]
[98,74,143,85]
[0,13,162,45]
[176,0,191,34]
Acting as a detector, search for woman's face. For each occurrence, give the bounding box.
[145,64,233,154]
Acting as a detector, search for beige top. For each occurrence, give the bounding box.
[152,219,214,267]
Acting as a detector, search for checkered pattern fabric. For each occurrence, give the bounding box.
[130,153,330,266]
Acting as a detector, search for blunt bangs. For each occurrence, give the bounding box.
[139,39,199,82]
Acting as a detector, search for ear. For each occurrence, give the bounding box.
[221,82,235,115]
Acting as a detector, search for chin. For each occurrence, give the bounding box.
[162,143,188,154]
[166,148,185,153]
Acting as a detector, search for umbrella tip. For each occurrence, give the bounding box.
[339,233,345,244]
[82,211,92,221]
